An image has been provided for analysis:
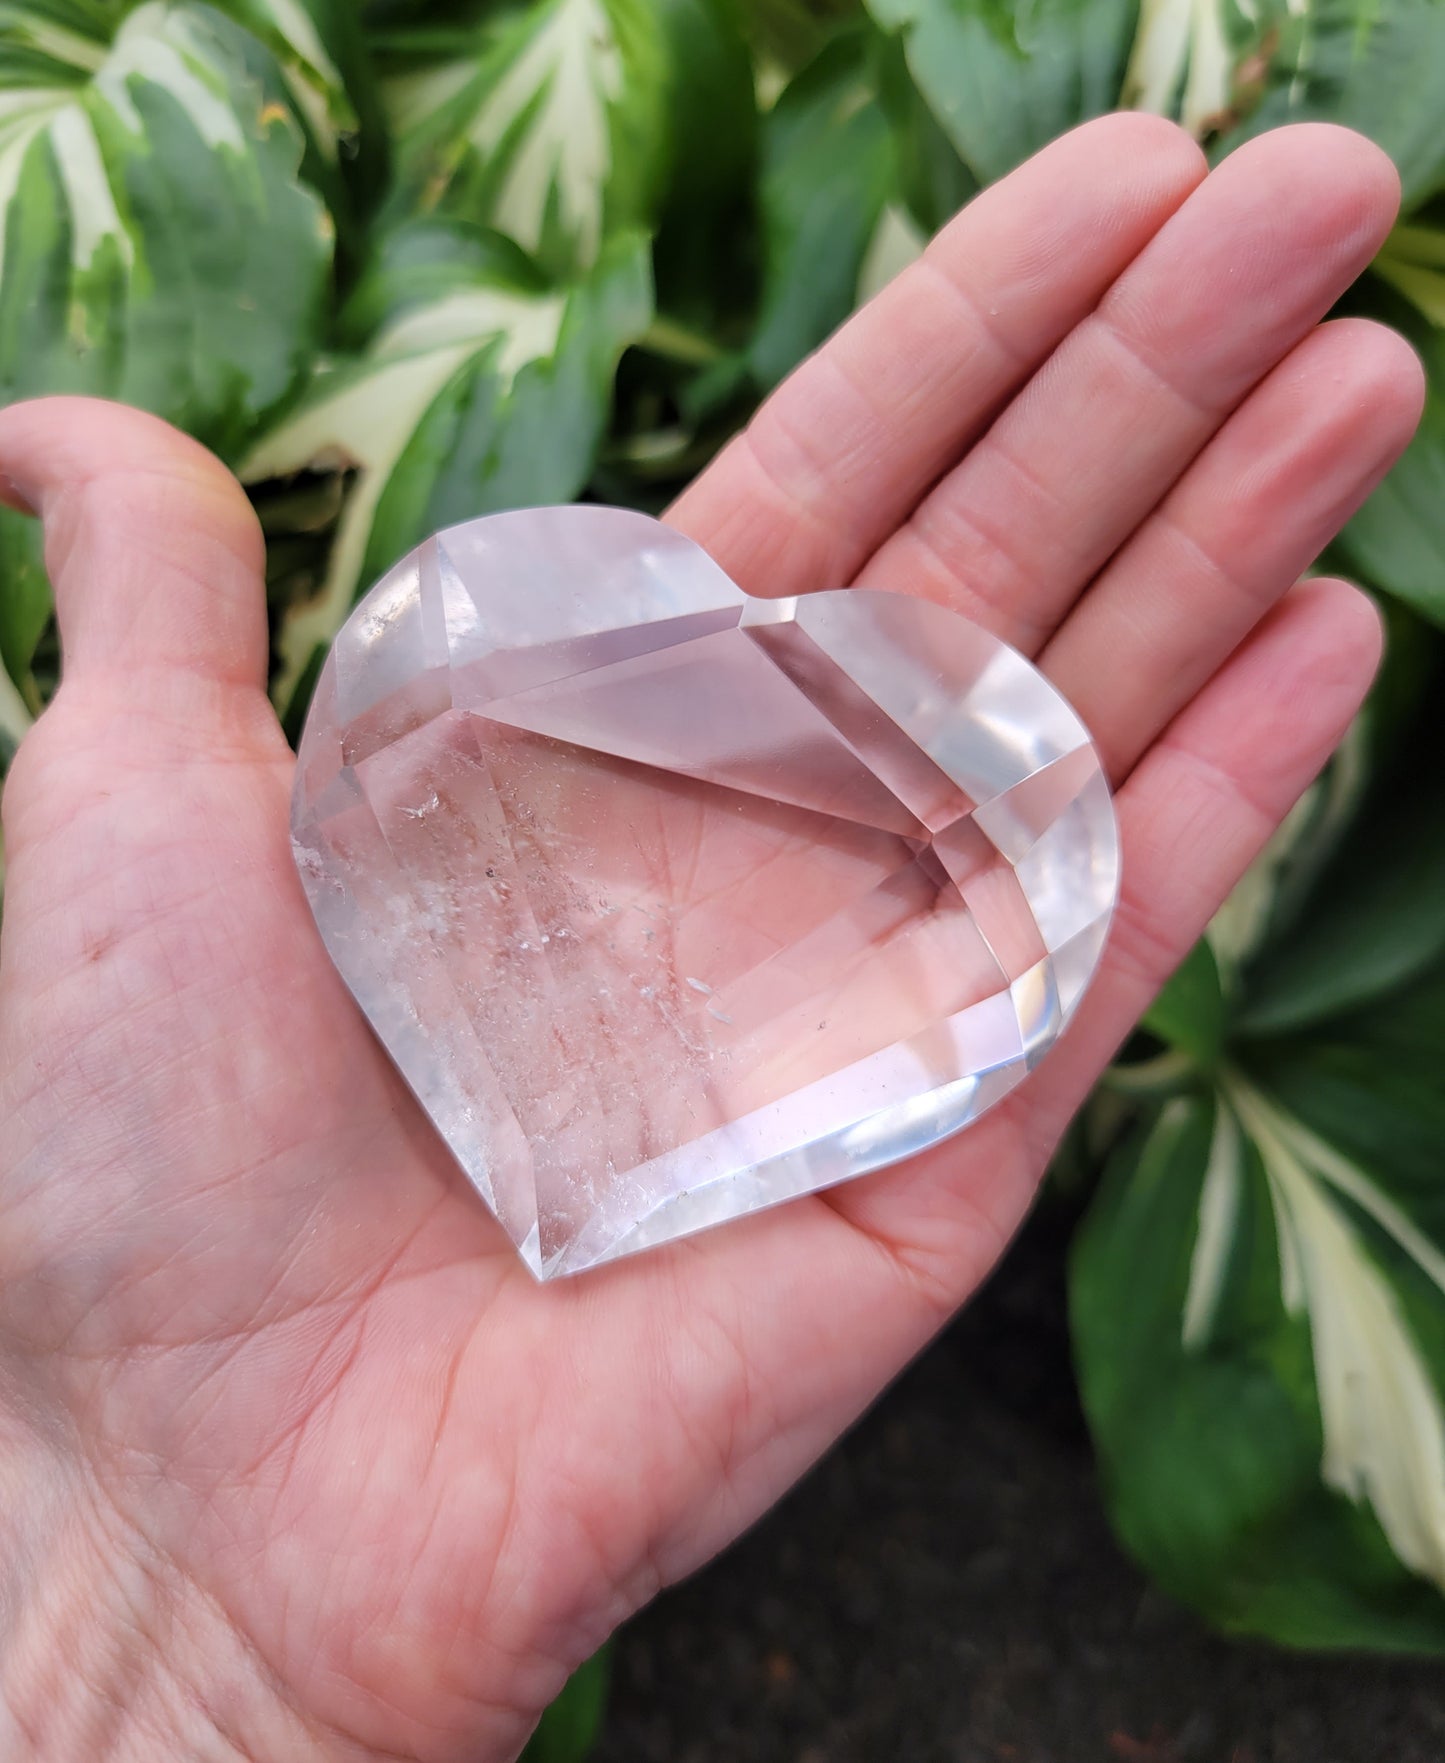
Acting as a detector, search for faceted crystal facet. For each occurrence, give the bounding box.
[292,507,1120,1278]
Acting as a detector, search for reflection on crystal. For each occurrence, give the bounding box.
[292,507,1119,1278]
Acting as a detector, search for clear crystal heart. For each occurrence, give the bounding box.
[291,507,1120,1278]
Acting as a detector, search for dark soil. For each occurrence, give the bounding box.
[592,1208,1445,1763]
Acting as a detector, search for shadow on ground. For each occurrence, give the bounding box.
[593,1206,1445,1763]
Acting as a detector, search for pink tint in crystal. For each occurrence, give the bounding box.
[291,508,1119,1277]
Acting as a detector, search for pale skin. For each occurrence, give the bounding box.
[0,116,1425,1760]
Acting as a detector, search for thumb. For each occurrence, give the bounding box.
[0,396,270,692]
[0,398,290,981]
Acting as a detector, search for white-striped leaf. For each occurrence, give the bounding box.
[1212,0,1445,209]
[240,221,652,709]
[0,0,363,167]
[1125,0,1445,209]
[0,0,332,693]
[1084,645,1445,1651]
[381,0,668,275]
[1121,0,1276,137]
[1231,1076,1445,1593]
[220,0,386,231]
[228,0,357,154]
[1074,1082,1445,1649]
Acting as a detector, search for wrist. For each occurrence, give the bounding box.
[0,1426,327,1763]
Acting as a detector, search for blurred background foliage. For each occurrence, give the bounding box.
[0,0,1443,1748]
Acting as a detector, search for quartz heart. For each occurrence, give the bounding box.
[291,507,1119,1278]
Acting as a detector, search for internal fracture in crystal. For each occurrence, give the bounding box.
[291,507,1120,1278]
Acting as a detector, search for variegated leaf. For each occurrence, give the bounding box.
[381,0,668,275]
[1230,1076,1445,1593]
[1373,222,1445,329]
[0,0,332,694]
[1121,0,1269,137]
[0,0,363,170]
[1074,1073,1445,1651]
[1210,0,1445,210]
[218,0,386,229]
[227,0,357,152]
[1206,721,1367,986]
[1080,657,1445,1650]
[1080,703,1445,1652]
[1125,0,1445,209]
[240,221,652,710]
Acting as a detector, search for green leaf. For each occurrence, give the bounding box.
[872,23,975,232]
[747,29,897,389]
[649,0,759,335]
[1142,936,1226,1067]
[0,0,332,691]
[0,509,49,698]
[1072,1083,1445,1652]
[1208,0,1445,212]
[0,622,33,767]
[863,0,1138,185]
[1248,953,1445,1281]
[1234,1048,1445,1608]
[520,1649,611,1763]
[361,0,497,55]
[1336,262,1445,626]
[0,2,333,450]
[381,0,669,277]
[223,0,390,231]
[240,221,652,706]
[1120,0,1255,136]
[1204,719,1369,986]
[733,0,866,73]
[219,0,358,142]
[1373,220,1445,326]
[1237,745,1445,1037]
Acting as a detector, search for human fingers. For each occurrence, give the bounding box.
[818,577,1382,1289]
[0,399,287,983]
[667,112,1206,596]
[0,397,269,694]
[1019,576,1382,1164]
[854,125,1400,651]
[563,585,1381,1616]
[1043,318,1423,779]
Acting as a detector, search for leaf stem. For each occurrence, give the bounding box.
[1372,223,1445,326]
[1102,1047,1196,1097]
[638,316,724,367]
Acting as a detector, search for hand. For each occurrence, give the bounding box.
[0,116,1420,1761]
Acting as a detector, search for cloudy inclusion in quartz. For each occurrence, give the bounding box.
[291,507,1120,1279]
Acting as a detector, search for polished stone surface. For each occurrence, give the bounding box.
[291,507,1119,1278]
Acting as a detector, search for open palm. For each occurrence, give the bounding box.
[0,116,1423,1762]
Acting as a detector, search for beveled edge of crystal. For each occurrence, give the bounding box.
[325,504,749,735]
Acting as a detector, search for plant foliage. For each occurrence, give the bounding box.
[0,0,1443,1705]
